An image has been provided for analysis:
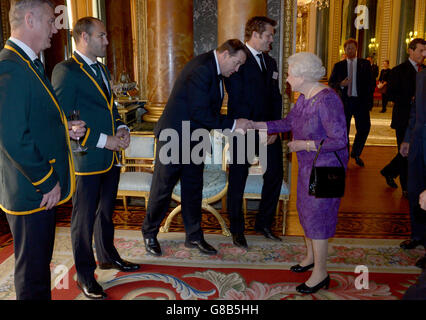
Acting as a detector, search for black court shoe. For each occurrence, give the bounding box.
[290,263,314,273]
[296,275,330,294]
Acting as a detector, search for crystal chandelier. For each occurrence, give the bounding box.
[298,0,330,10]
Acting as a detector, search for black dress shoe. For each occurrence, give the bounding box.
[400,239,423,250]
[290,263,315,273]
[99,259,140,272]
[232,233,248,249]
[185,239,217,255]
[77,280,107,300]
[415,255,426,269]
[296,275,330,294]
[380,169,398,188]
[353,156,365,167]
[144,237,162,256]
[255,227,282,241]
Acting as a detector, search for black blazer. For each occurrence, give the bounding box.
[388,60,424,130]
[154,51,234,138]
[404,69,426,162]
[328,58,374,108]
[379,68,391,83]
[224,46,282,121]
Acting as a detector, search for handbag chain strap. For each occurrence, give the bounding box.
[312,139,344,167]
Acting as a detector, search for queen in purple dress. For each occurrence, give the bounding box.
[254,52,348,294]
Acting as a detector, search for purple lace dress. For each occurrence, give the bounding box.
[267,87,348,239]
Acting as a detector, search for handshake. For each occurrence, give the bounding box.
[234,118,267,134]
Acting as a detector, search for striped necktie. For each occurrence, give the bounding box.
[91,63,110,97]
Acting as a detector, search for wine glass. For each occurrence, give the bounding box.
[70,110,88,153]
[115,149,124,167]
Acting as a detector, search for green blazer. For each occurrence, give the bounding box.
[0,41,75,215]
[52,52,124,175]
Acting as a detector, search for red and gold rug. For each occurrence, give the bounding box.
[0,228,423,300]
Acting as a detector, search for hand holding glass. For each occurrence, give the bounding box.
[70,110,88,153]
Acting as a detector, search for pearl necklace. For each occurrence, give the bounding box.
[306,84,321,99]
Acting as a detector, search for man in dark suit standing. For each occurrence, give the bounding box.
[378,59,391,113]
[0,0,86,300]
[402,59,426,300]
[52,17,140,300]
[381,38,426,199]
[224,16,283,248]
[399,43,426,254]
[142,40,250,257]
[329,39,374,167]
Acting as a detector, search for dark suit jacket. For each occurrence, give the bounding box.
[52,52,124,175]
[154,50,234,138]
[388,61,426,130]
[224,46,282,121]
[404,69,426,162]
[0,40,74,214]
[328,58,375,109]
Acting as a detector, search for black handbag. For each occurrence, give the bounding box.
[309,140,346,198]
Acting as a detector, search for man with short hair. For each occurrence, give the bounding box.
[52,16,140,300]
[381,38,426,201]
[0,0,85,300]
[224,16,284,248]
[142,39,250,257]
[329,39,374,167]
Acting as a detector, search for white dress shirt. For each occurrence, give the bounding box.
[9,37,38,64]
[213,50,236,132]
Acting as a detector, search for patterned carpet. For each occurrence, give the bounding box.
[0,227,423,300]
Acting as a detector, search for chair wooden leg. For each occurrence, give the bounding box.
[282,200,288,235]
[221,195,227,213]
[243,197,247,216]
[160,205,182,233]
[123,196,129,213]
[121,196,131,219]
[204,204,231,237]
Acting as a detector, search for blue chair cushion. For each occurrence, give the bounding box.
[173,166,227,199]
[118,172,153,192]
[244,175,290,195]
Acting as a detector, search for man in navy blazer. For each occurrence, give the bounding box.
[400,47,426,258]
[329,39,374,167]
[142,39,250,256]
[381,38,426,199]
[224,16,284,248]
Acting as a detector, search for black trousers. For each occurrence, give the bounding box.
[381,93,389,111]
[6,209,56,300]
[344,97,371,158]
[407,143,426,244]
[142,139,205,241]
[381,127,408,191]
[71,166,121,284]
[227,135,283,234]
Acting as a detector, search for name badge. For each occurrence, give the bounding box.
[272,71,279,80]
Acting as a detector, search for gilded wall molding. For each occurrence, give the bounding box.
[281,0,295,186]
[0,0,10,47]
[414,0,425,39]
[377,0,393,68]
[389,0,401,66]
[327,0,342,79]
[132,0,148,100]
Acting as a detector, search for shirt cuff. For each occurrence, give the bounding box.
[231,120,236,132]
[117,125,130,132]
[97,133,108,149]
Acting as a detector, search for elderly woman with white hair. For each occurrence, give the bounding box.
[254,52,348,294]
